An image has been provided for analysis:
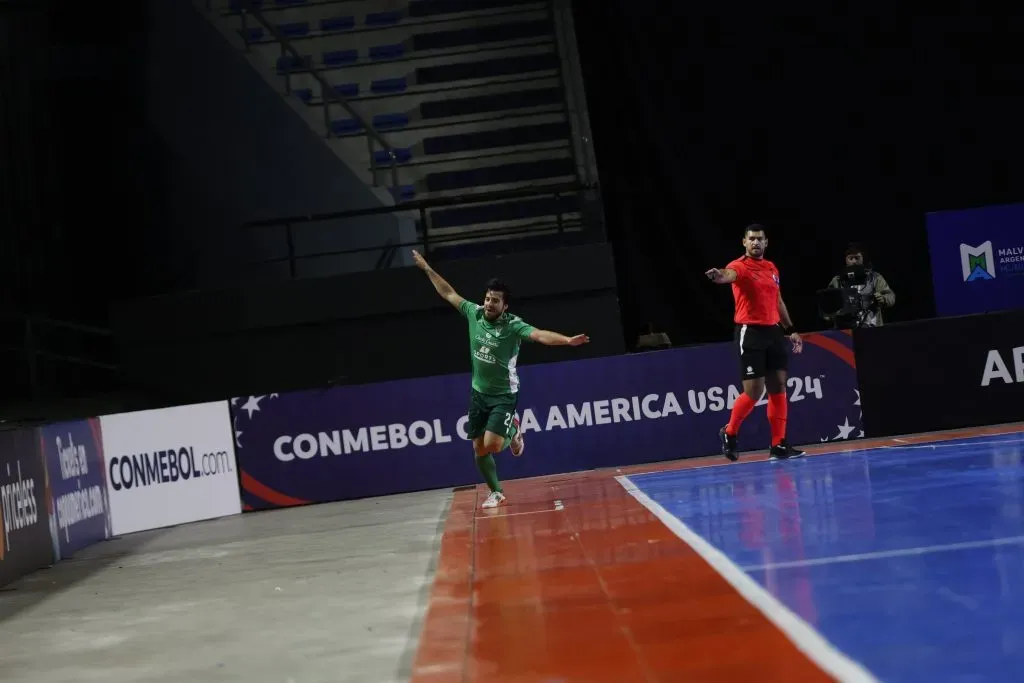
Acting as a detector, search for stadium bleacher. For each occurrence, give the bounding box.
[198,0,597,250]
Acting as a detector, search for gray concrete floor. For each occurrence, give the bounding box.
[0,489,452,683]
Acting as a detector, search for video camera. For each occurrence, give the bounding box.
[816,264,876,328]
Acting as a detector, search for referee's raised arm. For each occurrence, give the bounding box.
[705,267,738,284]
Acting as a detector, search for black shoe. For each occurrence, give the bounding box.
[720,426,739,462]
[769,441,806,461]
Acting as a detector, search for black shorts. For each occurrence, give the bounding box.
[735,324,788,381]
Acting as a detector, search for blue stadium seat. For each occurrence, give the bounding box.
[292,86,358,102]
[323,49,358,66]
[277,21,310,38]
[370,77,408,94]
[373,148,414,164]
[366,11,404,26]
[334,83,360,98]
[369,43,406,60]
[321,16,356,32]
[331,119,363,135]
[372,113,410,129]
[391,185,417,201]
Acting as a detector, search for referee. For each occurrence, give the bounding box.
[705,224,806,461]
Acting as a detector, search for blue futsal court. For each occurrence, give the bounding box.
[622,431,1024,683]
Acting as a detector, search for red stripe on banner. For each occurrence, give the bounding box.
[804,333,856,368]
[89,417,105,462]
[240,470,310,507]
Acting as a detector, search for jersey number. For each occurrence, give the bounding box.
[503,412,513,435]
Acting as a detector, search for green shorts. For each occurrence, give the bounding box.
[466,390,518,441]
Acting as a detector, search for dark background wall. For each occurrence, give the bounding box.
[6,2,1024,411]
[571,5,1024,345]
[0,0,408,407]
[1,0,398,322]
[142,1,401,291]
[111,242,623,403]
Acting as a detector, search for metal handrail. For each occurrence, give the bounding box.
[240,182,598,277]
[242,181,594,228]
[1,314,118,401]
[239,5,401,191]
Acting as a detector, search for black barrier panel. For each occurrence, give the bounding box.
[856,310,1024,437]
[0,428,53,588]
[110,242,624,402]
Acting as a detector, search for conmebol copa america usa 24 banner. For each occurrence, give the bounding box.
[230,331,862,509]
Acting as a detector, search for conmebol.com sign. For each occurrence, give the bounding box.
[98,401,242,535]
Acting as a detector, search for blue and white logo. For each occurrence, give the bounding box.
[960,241,996,282]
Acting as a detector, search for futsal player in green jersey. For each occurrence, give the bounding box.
[412,250,590,509]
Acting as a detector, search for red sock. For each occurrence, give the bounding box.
[726,393,756,436]
[767,392,788,446]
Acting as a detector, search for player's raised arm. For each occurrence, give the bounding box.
[705,267,738,284]
[412,249,464,310]
[527,329,590,346]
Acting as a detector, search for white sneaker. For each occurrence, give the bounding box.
[481,491,506,509]
[510,416,525,457]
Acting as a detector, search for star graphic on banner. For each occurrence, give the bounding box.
[240,395,265,418]
[819,389,864,442]
[233,417,243,449]
[834,417,856,440]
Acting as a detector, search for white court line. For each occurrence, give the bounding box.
[475,507,563,519]
[617,475,879,683]
[739,535,1024,572]
[620,432,1024,481]
[881,436,1024,450]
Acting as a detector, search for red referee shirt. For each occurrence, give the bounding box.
[727,256,781,326]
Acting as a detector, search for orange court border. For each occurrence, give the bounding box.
[410,422,1024,682]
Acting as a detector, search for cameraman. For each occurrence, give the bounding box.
[824,243,895,327]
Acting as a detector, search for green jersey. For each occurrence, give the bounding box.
[459,300,536,395]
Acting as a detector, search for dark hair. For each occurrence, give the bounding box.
[845,242,867,257]
[485,278,511,304]
[744,223,767,237]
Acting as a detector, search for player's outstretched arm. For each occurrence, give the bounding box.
[411,249,464,310]
[705,267,738,284]
[528,329,590,346]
